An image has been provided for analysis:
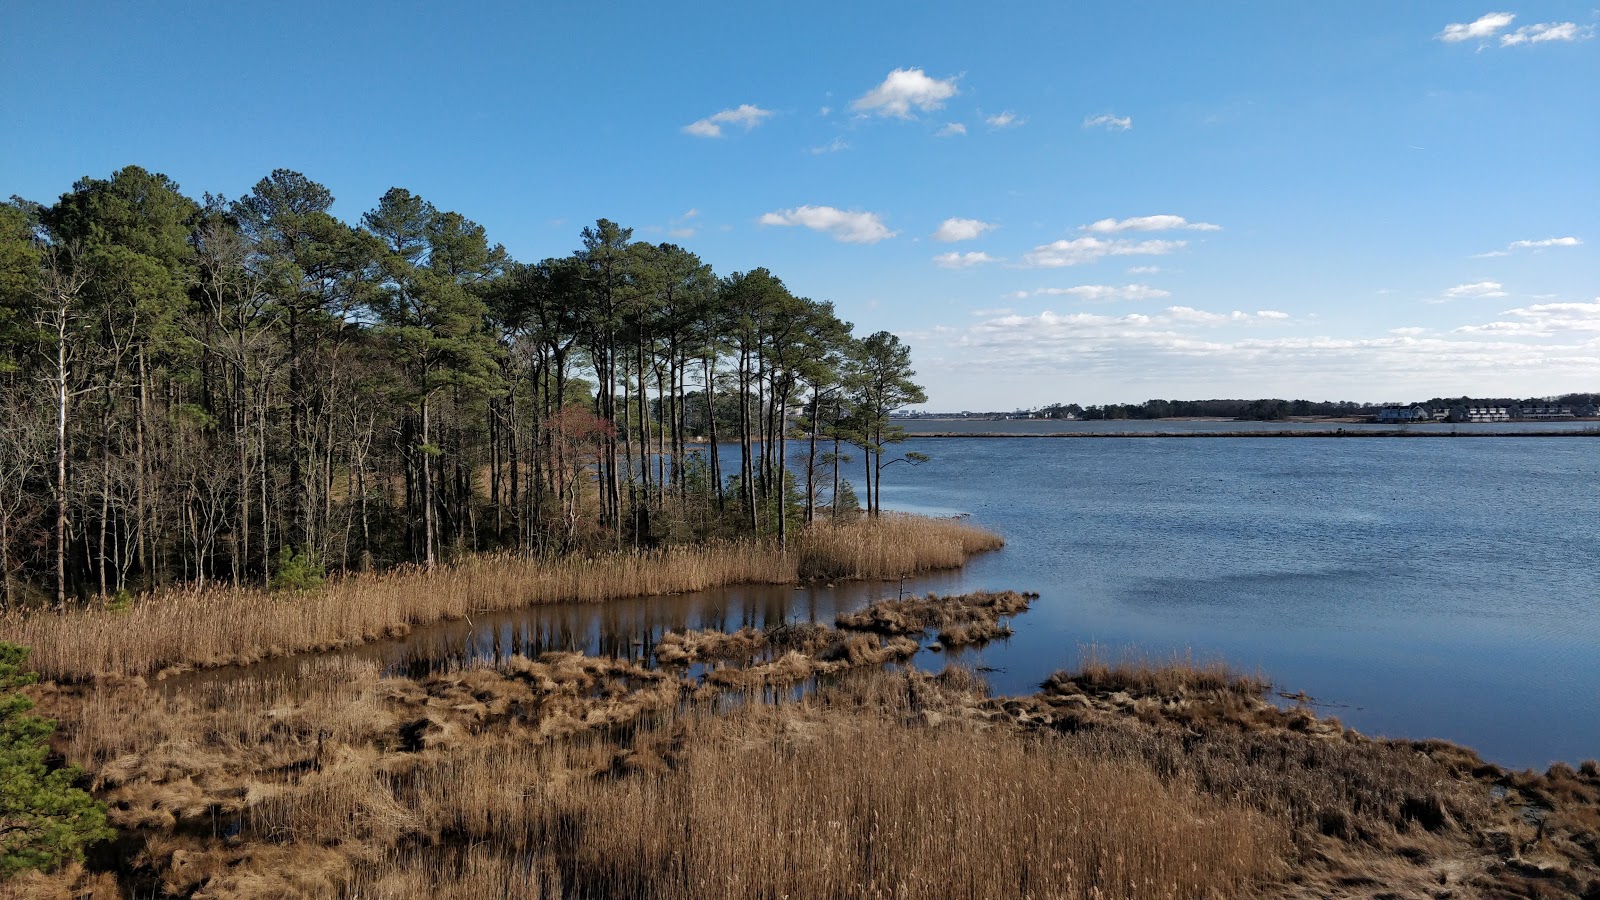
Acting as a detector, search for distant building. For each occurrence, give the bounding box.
[1579,404,1600,418]
[1448,406,1511,423]
[1375,406,1432,423]
[1516,405,1575,420]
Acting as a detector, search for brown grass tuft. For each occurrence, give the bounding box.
[1,514,1000,682]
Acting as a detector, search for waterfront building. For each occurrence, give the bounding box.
[1447,406,1512,423]
[1375,406,1433,423]
[1516,405,1576,419]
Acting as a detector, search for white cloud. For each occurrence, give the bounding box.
[1083,113,1132,131]
[1022,284,1171,302]
[809,137,850,154]
[985,111,1024,128]
[1020,236,1186,268]
[1437,12,1515,42]
[936,122,967,137]
[1164,306,1289,324]
[933,251,1000,269]
[1475,300,1600,336]
[1476,236,1583,257]
[759,205,897,244]
[935,302,1600,400]
[1510,236,1582,250]
[682,104,775,138]
[1441,281,1508,300]
[1502,22,1595,45]
[932,217,997,242]
[1127,265,1162,274]
[1083,215,1221,234]
[1390,327,1428,336]
[851,68,959,119]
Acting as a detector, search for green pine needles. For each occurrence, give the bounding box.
[0,643,112,879]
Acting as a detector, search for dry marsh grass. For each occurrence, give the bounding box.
[834,589,1035,636]
[1056,645,1270,700]
[33,662,1287,900]
[27,655,1600,899]
[508,701,1287,900]
[16,590,1600,899]
[1,514,1001,682]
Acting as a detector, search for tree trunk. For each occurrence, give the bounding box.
[55,315,69,609]
[421,394,436,569]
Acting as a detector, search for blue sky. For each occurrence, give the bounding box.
[4,2,1596,408]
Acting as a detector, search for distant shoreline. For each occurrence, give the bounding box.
[906,429,1600,439]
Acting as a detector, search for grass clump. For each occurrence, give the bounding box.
[835,589,1035,637]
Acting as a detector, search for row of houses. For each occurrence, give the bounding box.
[1374,404,1600,423]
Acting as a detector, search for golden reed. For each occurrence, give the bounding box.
[1,514,1002,681]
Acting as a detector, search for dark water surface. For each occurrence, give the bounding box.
[211,436,1598,769]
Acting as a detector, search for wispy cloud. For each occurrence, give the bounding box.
[932,218,997,242]
[1020,284,1172,302]
[1436,13,1594,46]
[933,251,1000,268]
[936,122,967,137]
[1475,236,1582,257]
[1501,21,1595,45]
[808,137,850,155]
[1453,300,1600,336]
[985,111,1024,128]
[1083,215,1220,234]
[1437,12,1516,42]
[851,68,959,119]
[1164,306,1289,324]
[1083,113,1132,131]
[1021,237,1186,268]
[1511,236,1582,250]
[759,205,896,243]
[665,209,699,240]
[1437,281,1508,302]
[682,104,775,138]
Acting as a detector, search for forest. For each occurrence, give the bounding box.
[0,166,928,609]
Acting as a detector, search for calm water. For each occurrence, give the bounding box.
[220,436,1599,769]
[877,436,1600,769]
[901,417,1600,435]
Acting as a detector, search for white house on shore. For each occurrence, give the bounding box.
[1448,406,1512,423]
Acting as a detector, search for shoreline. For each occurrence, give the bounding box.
[25,591,1600,898]
[907,428,1600,438]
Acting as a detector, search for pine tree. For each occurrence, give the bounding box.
[0,643,113,878]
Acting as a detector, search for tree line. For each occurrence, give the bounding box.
[1036,393,1598,421]
[1037,398,1371,421]
[0,166,927,608]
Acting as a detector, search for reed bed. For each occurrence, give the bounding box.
[44,666,1282,899]
[2,514,1002,682]
[27,643,1600,898]
[355,703,1287,900]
